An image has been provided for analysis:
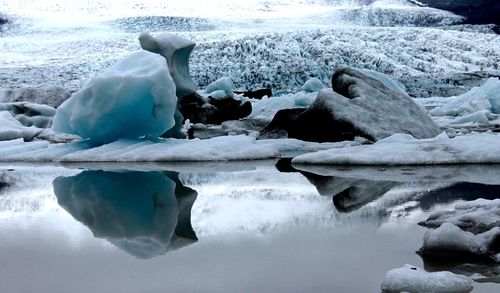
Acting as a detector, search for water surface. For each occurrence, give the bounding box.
[0,162,498,292]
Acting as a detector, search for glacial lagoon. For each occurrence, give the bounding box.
[1,161,498,292]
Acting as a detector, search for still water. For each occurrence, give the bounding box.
[0,161,498,292]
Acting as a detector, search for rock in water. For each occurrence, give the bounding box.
[139,32,196,98]
[281,67,441,142]
[52,51,177,144]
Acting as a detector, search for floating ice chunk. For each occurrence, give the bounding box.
[381,264,473,293]
[419,199,500,234]
[420,223,499,262]
[450,110,491,125]
[0,111,43,141]
[0,102,55,128]
[204,77,234,95]
[249,92,317,120]
[301,78,325,93]
[359,68,408,96]
[52,51,177,145]
[139,32,196,98]
[431,78,500,117]
[208,89,229,100]
[292,132,500,165]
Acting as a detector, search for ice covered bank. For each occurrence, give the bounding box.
[293,132,500,165]
[381,264,473,293]
[52,50,177,145]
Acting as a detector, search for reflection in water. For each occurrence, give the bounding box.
[421,257,500,284]
[301,171,399,212]
[419,182,500,211]
[53,170,197,259]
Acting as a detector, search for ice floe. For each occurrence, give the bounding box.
[381,264,473,293]
[293,132,500,165]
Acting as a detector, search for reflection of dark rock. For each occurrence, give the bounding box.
[419,182,500,211]
[300,171,398,212]
[332,180,397,212]
[179,92,252,125]
[53,170,197,258]
[275,157,297,173]
[262,67,440,142]
[234,88,272,100]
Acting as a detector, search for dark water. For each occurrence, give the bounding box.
[0,162,498,292]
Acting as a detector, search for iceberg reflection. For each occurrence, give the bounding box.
[53,170,197,258]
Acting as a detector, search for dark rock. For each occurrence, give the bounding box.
[0,14,7,26]
[259,108,306,139]
[417,0,500,28]
[234,88,272,100]
[262,67,441,142]
[178,92,252,125]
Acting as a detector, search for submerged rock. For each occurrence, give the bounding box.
[264,67,440,142]
[52,51,177,144]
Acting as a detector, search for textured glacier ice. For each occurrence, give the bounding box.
[52,50,177,144]
[381,264,473,293]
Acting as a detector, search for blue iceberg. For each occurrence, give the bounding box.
[52,51,178,145]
